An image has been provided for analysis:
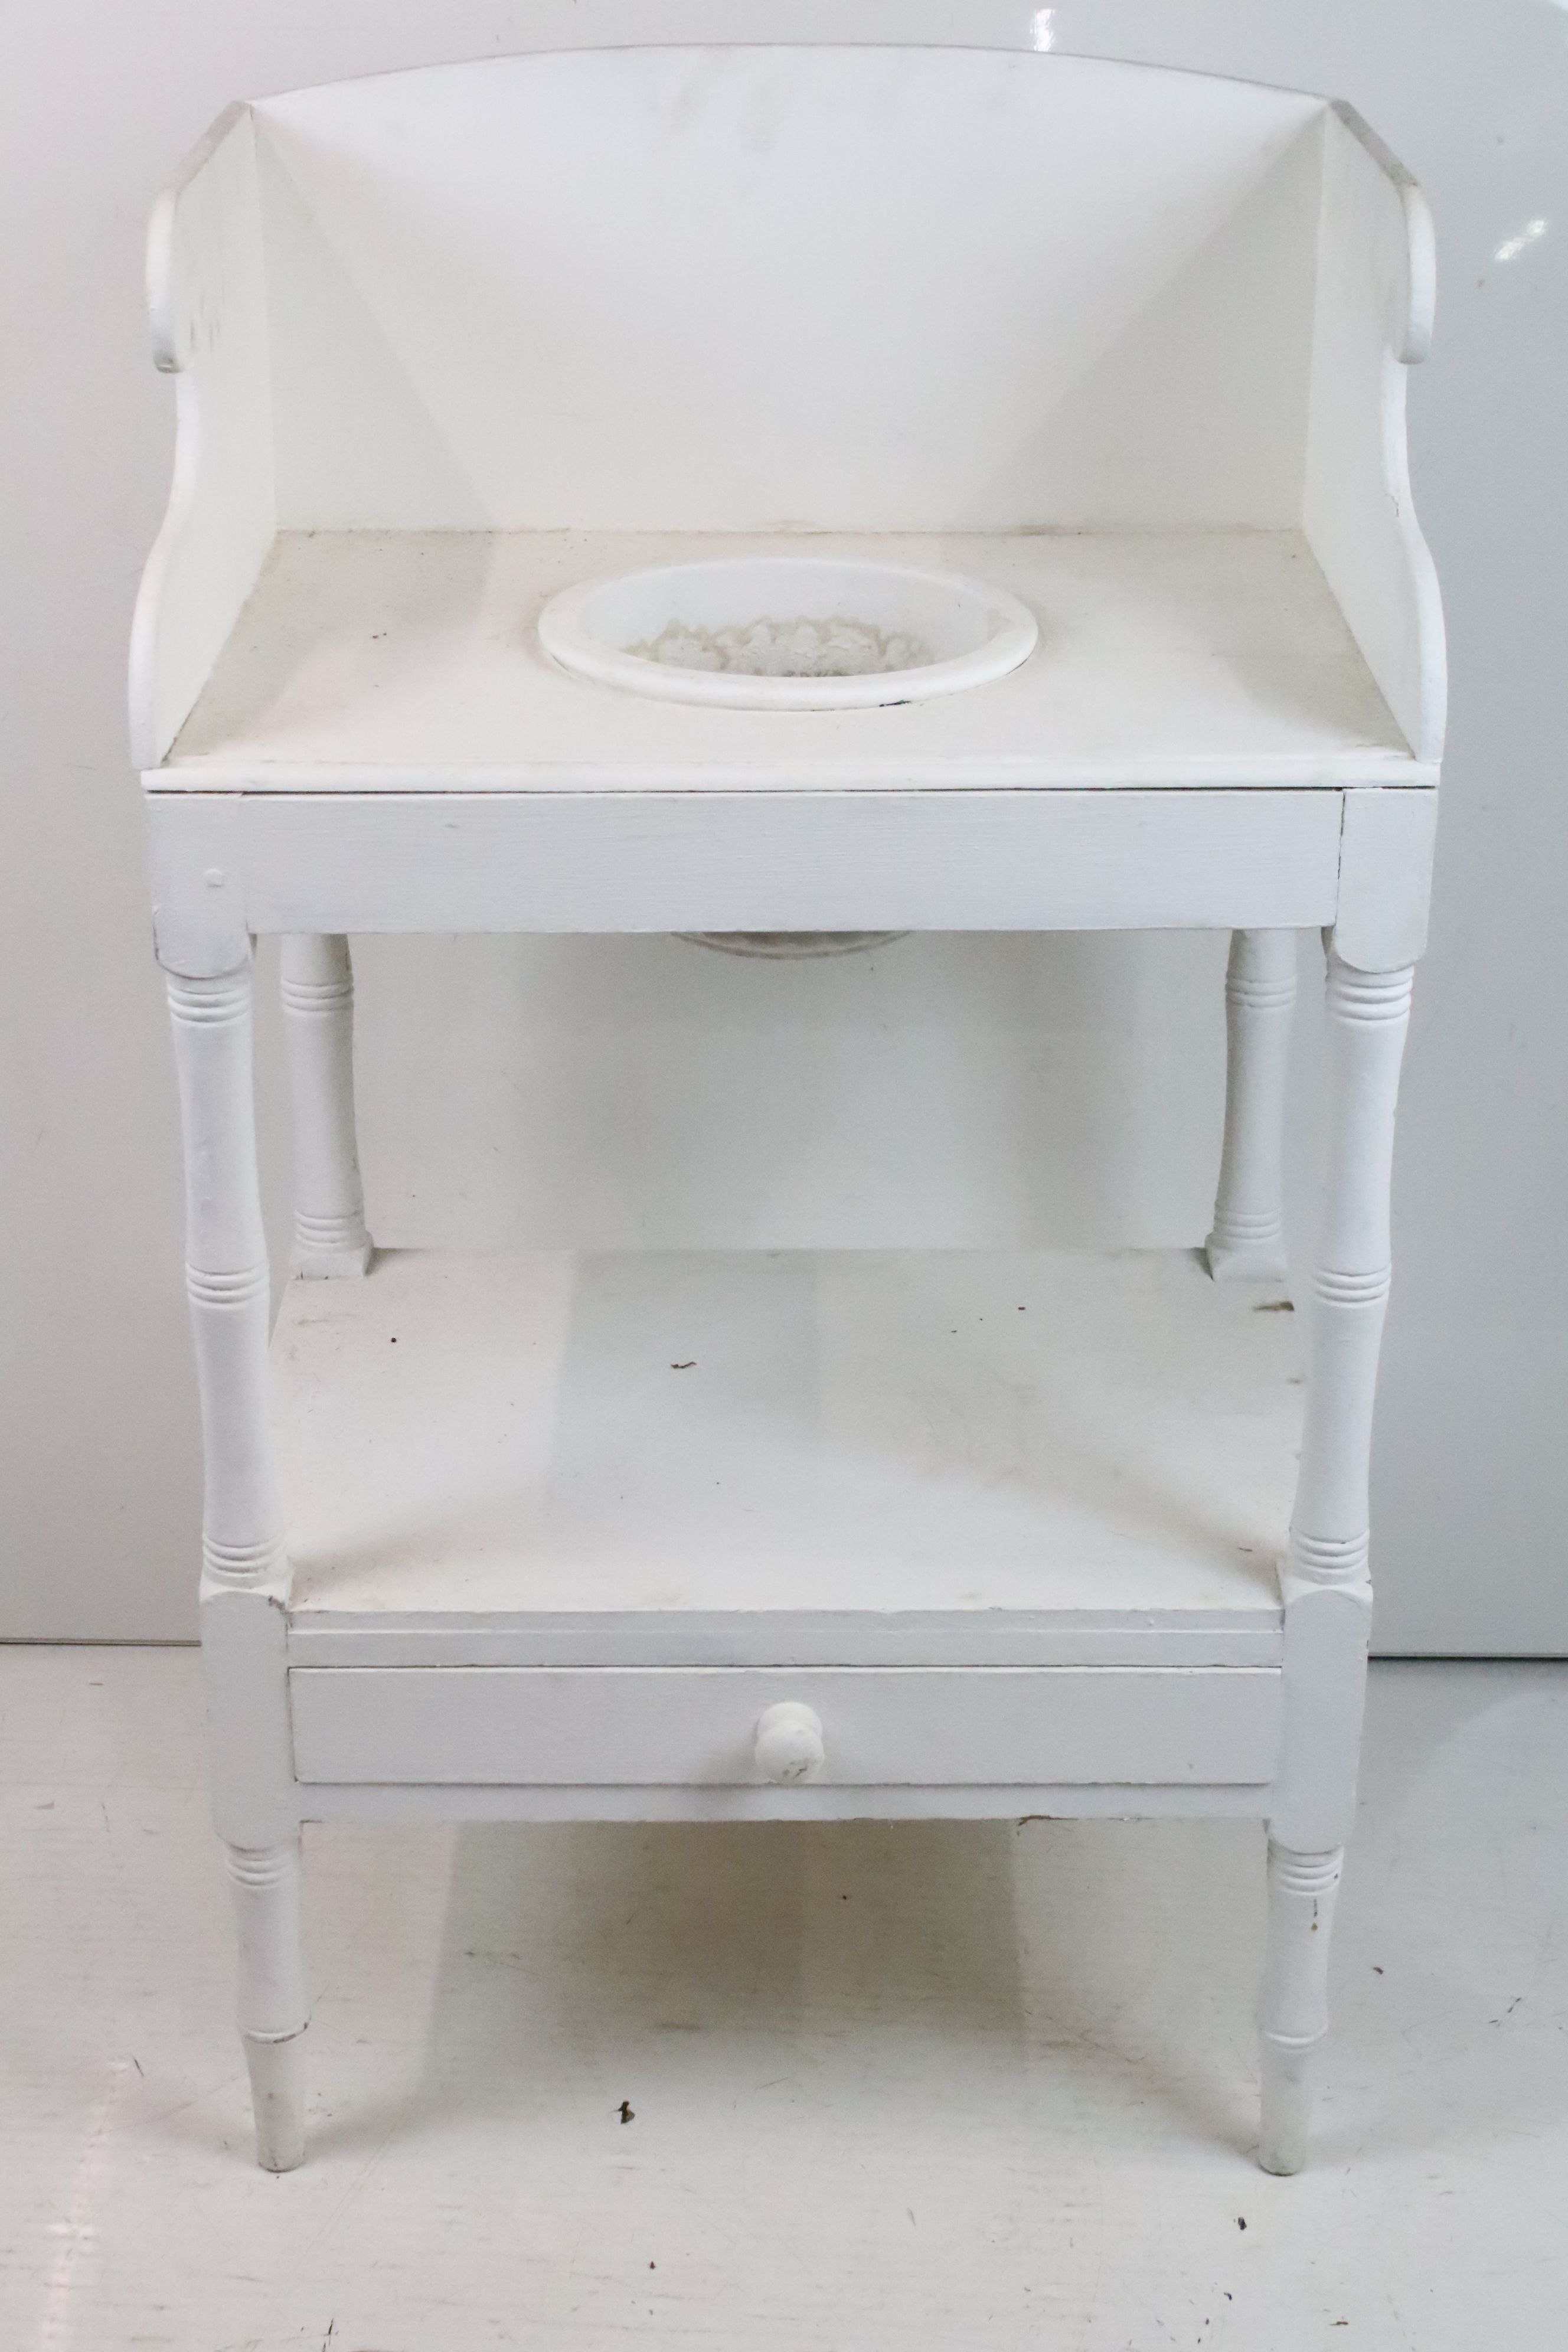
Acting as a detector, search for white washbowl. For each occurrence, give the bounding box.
[537,556,1037,710]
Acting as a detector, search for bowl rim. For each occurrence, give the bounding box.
[536,553,1039,710]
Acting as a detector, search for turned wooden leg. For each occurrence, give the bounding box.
[166,955,307,2170]
[1261,947,1413,2173]
[1259,1843,1341,2175]
[1206,929,1296,1282]
[280,934,372,1278]
[228,1838,308,2173]
[166,961,285,1590]
[1289,955,1412,1590]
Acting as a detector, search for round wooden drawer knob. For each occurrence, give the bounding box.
[754,1701,825,1783]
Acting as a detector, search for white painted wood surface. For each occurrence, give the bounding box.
[1259,1842,1343,2175]
[1289,955,1413,1596]
[148,788,1347,977]
[1206,929,1298,1281]
[165,958,282,1592]
[138,41,1442,2175]
[294,1778,1276,1825]
[1303,106,1446,765]
[166,956,307,2168]
[224,1838,308,2173]
[253,49,1324,534]
[275,1248,1299,1667]
[161,528,1423,788]
[200,1583,296,1848]
[129,106,275,768]
[132,48,1444,796]
[1256,946,1412,2167]
[279,935,372,1278]
[10,1650,1568,2351]
[289,1664,1282,1789]
[1334,785,1441,971]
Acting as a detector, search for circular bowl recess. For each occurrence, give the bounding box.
[680,930,907,957]
[537,556,1037,711]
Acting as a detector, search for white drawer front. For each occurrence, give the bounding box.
[290,1665,1281,1788]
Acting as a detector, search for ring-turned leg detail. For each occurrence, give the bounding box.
[1259,1842,1342,2175]
[1288,956,1414,1591]
[227,1837,308,2172]
[1260,948,1413,2172]
[1206,929,1297,1283]
[167,955,305,2166]
[280,935,373,1278]
[166,961,285,1589]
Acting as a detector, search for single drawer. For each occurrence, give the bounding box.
[290,1665,1282,1788]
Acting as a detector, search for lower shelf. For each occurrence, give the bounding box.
[276,1246,1301,1670]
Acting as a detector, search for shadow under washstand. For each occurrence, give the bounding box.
[303,1813,1271,2164]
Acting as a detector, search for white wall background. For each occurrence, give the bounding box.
[1,0,1563,1647]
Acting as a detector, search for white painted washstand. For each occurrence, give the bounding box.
[134,40,1443,2176]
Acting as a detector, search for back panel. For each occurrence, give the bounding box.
[256,47,1325,531]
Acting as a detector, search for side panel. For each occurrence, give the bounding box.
[130,107,276,767]
[1302,106,1445,763]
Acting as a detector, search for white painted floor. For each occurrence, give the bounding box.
[4,1652,1566,2350]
